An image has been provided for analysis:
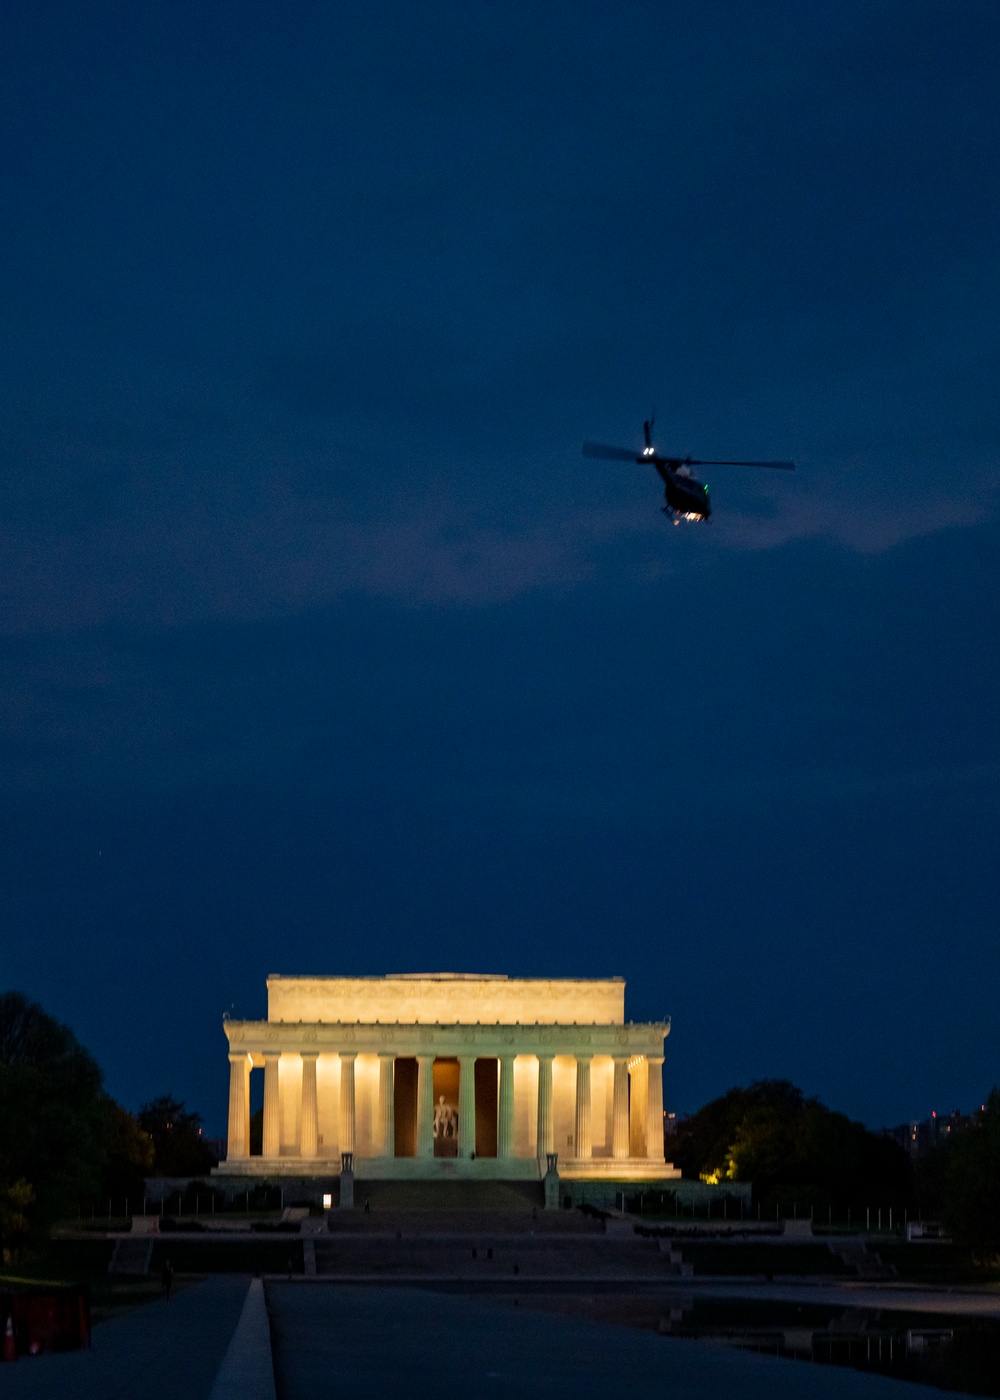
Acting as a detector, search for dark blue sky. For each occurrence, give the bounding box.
[2,1,998,1134]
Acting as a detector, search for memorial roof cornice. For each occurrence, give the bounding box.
[265,974,626,982]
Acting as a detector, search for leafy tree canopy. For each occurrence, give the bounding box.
[941,1088,1000,1261]
[138,1095,216,1176]
[0,992,217,1248]
[0,1179,34,1256]
[101,1095,155,1198]
[672,1079,911,1209]
[670,1080,803,1181]
[0,991,108,1232]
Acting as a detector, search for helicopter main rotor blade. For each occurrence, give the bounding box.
[582,441,644,462]
[685,458,796,471]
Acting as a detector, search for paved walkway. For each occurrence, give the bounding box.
[1,1275,253,1400]
[266,1282,969,1400]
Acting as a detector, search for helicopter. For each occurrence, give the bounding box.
[583,419,795,522]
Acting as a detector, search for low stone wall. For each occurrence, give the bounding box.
[145,1175,336,1206]
[561,1177,752,1213]
[147,1171,751,1216]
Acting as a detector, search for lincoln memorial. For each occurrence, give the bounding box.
[216,973,680,1185]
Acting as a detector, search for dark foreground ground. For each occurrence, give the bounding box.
[3,1272,994,1400]
[0,1274,249,1400]
[265,1282,967,1400]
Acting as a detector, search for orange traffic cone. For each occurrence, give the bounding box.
[3,1314,16,1362]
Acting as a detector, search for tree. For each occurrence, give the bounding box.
[0,992,107,1232]
[0,1178,34,1260]
[674,1079,911,1210]
[671,1080,805,1182]
[914,1140,950,1218]
[138,1096,216,1176]
[942,1088,1000,1261]
[99,1096,154,1199]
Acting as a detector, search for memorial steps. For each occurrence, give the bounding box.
[324,1208,603,1236]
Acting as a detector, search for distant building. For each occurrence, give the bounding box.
[886,1107,981,1160]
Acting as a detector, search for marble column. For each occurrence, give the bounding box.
[536,1054,554,1159]
[300,1053,319,1159]
[416,1055,435,1158]
[377,1054,395,1158]
[612,1056,630,1160]
[227,1052,250,1159]
[574,1056,592,1160]
[339,1053,356,1156]
[646,1055,665,1161]
[458,1056,476,1158]
[497,1055,516,1159]
[629,1058,648,1158]
[262,1053,281,1159]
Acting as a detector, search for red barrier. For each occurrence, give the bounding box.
[0,1286,90,1360]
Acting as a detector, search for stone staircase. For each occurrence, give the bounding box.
[326,1208,601,1236]
[313,1230,680,1282]
[826,1239,897,1279]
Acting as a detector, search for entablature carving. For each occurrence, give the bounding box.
[224,1017,669,1060]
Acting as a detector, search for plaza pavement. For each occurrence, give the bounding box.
[266,1281,971,1400]
[0,1275,273,1400]
[4,1268,994,1399]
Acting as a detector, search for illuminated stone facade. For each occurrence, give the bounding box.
[216,974,679,1182]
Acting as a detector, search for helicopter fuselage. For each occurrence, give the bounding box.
[656,461,711,521]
